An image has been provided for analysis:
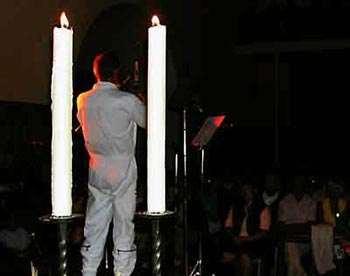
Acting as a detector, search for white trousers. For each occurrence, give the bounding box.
[81,174,137,276]
[284,224,336,276]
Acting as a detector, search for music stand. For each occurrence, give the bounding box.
[192,115,225,149]
[189,115,225,276]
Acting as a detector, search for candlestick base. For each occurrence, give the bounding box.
[39,213,84,223]
[39,213,84,276]
[135,210,175,219]
[135,211,175,276]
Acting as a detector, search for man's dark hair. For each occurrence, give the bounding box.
[93,51,120,81]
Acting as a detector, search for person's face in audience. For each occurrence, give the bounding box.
[265,175,280,196]
[327,181,344,198]
[292,176,305,201]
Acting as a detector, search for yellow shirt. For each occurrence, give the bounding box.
[322,197,347,227]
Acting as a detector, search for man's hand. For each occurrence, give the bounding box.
[109,67,131,89]
[111,60,146,103]
[130,60,146,104]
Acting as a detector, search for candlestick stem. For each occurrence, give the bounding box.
[152,218,161,276]
[58,222,68,276]
[39,213,84,276]
[135,211,175,276]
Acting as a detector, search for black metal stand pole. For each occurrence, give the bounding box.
[183,108,189,276]
[189,147,205,276]
[39,213,84,276]
[198,147,204,276]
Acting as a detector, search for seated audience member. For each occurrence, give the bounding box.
[217,173,239,225]
[262,173,282,225]
[278,174,336,276]
[261,173,283,274]
[310,176,328,203]
[220,178,271,276]
[202,179,223,274]
[320,178,350,262]
[0,207,31,276]
[320,179,349,233]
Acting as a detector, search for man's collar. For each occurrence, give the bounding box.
[263,191,280,206]
[93,81,119,90]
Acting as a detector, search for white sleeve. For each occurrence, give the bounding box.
[132,96,146,128]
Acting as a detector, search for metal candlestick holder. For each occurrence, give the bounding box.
[135,211,175,276]
[39,213,84,276]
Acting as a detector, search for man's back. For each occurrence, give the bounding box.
[77,81,146,191]
[77,82,145,158]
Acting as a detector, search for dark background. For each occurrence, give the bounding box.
[1,1,350,275]
[1,0,350,221]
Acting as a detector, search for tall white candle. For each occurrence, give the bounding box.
[147,15,166,213]
[51,12,73,217]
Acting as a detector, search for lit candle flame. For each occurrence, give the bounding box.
[151,15,160,27]
[60,12,69,29]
